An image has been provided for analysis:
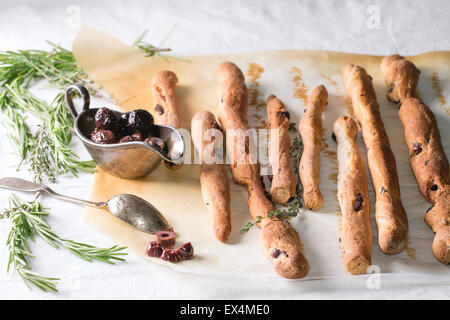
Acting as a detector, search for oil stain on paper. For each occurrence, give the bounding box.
[246,63,268,129]
[431,71,450,116]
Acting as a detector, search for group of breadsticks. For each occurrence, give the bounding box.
[149,55,449,279]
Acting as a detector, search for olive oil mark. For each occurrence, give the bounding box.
[246,63,267,129]
[291,66,309,107]
[431,71,450,116]
[405,237,416,260]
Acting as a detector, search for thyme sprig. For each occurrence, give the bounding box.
[2,194,127,292]
[240,122,304,232]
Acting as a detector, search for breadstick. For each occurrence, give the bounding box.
[333,116,372,274]
[151,70,183,169]
[217,61,309,279]
[342,64,408,255]
[191,111,232,242]
[298,85,328,210]
[266,95,296,204]
[381,55,449,264]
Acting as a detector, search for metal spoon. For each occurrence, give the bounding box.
[0,177,170,234]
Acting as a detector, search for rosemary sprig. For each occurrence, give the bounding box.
[240,122,304,232]
[133,26,188,62]
[2,194,127,292]
[0,82,96,182]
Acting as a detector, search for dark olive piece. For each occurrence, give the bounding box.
[146,241,163,258]
[271,248,281,259]
[353,193,364,212]
[119,132,144,143]
[413,142,422,155]
[144,137,166,153]
[156,230,176,248]
[90,129,116,144]
[121,109,154,136]
[94,107,119,133]
[154,104,164,115]
[161,249,181,262]
[176,242,194,260]
[430,184,438,191]
[279,111,290,119]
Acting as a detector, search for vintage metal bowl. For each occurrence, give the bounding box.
[65,84,184,179]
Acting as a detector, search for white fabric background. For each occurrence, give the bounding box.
[0,0,449,299]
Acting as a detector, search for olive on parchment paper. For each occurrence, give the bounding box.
[118,132,143,143]
[90,129,116,144]
[94,107,119,133]
[144,137,166,153]
[120,109,154,136]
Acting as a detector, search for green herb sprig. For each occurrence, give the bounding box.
[0,42,98,182]
[133,26,188,62]
[240,122,304,232]
[2,194,127,292]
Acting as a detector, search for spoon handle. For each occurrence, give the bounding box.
[0,177,106,208]
[44,188,106,208]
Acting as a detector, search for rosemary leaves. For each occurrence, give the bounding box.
[2,194,127,292]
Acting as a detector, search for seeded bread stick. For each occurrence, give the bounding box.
[342,64,408,255]
[191,111,232,242]
[217,61,310,279]
[381,55,449,264]
[333,116,373,274]
[266,95,296,204]
[151,70,183,169]
[298,85,328,211]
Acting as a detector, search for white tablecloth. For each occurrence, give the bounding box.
[0,0,449,299]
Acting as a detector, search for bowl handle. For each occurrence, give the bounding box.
[65,84,91,119]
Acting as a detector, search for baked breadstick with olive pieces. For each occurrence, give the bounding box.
[334,116,372,275]
[191,111,232,242]
[216,61,310,279]
[381,55,449,264]
[266,95,297,204]
[342,64,408,255]
[298,85,328,211]
[151,70,183,169]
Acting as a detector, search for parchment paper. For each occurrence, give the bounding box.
[73,25,450,280]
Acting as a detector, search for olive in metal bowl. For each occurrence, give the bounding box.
[144,137,166,153]
[94,107,119,133]
[119,132,143,143]
[120,109,154,136]
[90,129,116,144]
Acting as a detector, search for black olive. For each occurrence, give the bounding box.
[271,248,281,259]
[279,111,290,119]
[413,142,422,155]
[154,104,164,115]
[119,132,143,143]
[120,109,154,136]
[90,129,116,144]
[144,137,166,153]
[94,107,119,133]
[430,184,438,191]
[353,193,364,212]
[176,242,194,260]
